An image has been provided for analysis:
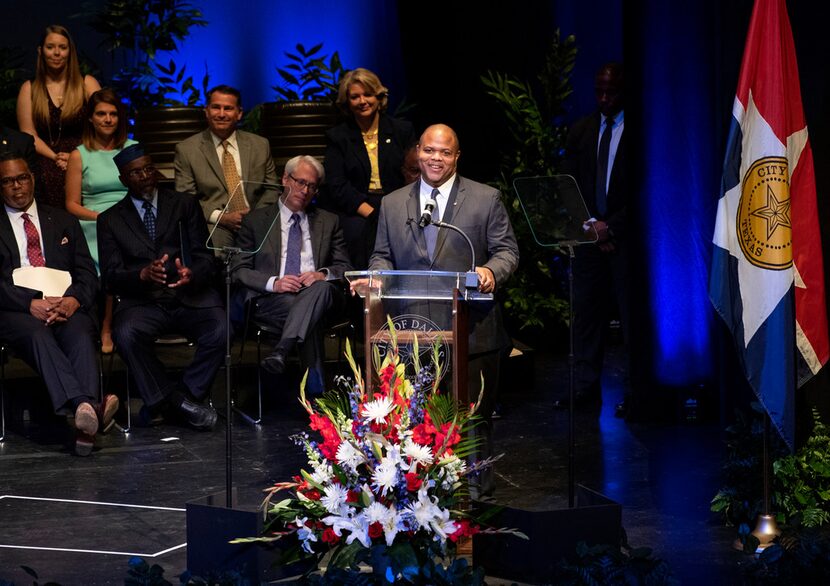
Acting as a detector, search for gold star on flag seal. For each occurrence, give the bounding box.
[737,156,792,270]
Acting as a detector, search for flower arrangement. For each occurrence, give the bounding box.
[234,326,524,583]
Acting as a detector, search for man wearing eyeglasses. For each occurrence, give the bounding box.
[97,143,225,430]
[174,85,278,251]
[233,155,351,393]
[0,153,118,455]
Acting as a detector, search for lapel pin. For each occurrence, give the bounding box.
[60,236,69,245]
[385,138,391,143]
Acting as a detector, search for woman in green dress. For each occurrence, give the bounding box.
[65,88,135,353]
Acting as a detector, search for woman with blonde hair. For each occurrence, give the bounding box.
[17,24,100,209]
[65,89,135,354]
[324,67,414,269]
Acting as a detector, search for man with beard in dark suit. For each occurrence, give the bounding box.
[98,144,224,429]
[562,62,630,415]
[0,153,117,455]
[369,124,519,497]
[233,155,351,394]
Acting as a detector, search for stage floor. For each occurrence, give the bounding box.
[0,340,744,584]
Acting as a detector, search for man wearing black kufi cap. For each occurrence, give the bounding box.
[98,143,225,429]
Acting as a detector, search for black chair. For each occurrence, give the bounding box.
[236,293,353,424]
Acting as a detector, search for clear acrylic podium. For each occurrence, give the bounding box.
[345,270,494,404]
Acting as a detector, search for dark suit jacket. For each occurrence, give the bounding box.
[562,111,626,238]
[0,126,36,170]
[97,188,221,312]
[233,203,352,304]
[323,114,415,213]
[370,176,519,353]
[0,204,97,312]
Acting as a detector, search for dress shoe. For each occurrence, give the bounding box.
[96,394,120,433]
[177,398,217,431]
[74,402,99,436]
[261,350,287,375]
[75,431,95,457]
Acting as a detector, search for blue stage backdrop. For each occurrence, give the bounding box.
[170,0,405,109]
[632,0,726,388]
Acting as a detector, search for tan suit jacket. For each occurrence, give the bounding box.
[174,129,277,249]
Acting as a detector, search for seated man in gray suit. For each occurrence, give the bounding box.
[0,153,117,455]
[174,85,277,250]
[233,155,351,394]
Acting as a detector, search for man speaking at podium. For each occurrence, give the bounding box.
[369,123,519,497]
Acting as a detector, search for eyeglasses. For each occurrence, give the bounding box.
[289,174,318,194]
[0,173,33,188]
[126,165,157,180]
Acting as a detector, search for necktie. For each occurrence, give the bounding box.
[425,188,441,261]
[222,140,247,213]
[284,213,302,276]
[142,200,157,241]
[595,115,615,216]
[21,213,45,267]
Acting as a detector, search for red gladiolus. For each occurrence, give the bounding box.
[405,472,423,491]
[449,519,480,542]
[321,527,340,544]
[368,522,384,539]
[412,423,432,446]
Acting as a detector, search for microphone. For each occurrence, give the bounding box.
[418,198,437,228]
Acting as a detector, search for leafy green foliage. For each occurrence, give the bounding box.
[480,30,577,330]
[739,526,830,584]
[272,43,346,103]
[84,0,208,108]
[552,539,679,585]
[0,46,26,127]
[773,409,830,527]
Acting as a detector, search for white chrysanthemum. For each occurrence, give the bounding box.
[336,441,366,472]
[293,516,318,553]
[362,396,394,424]
[372,461,399,496]
[310,461,333,484]
[403,440,434,467]
[364,501,392,524]
[321,484,349,515]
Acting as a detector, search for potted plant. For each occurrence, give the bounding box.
[84,0,210,178]
[480,30,577,340]
[258,43,346,170]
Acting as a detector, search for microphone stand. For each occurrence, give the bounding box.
[206,181,284,510]
[430,219,479,289]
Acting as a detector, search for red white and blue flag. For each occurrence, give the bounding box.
[710,0,829,447]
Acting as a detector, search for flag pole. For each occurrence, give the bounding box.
[750,413,781,553]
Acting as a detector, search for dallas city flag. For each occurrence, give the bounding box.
[710,0,829,448]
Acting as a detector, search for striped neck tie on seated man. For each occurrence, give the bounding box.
[142,200,156,241]
[283,213,302,276]
[21,212,45,267]
[222,140,248,213]
[595,114,615,216]
[425,188,441,260]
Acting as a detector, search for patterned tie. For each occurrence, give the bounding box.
[425,188,441,261]
[142,200,157,241]
[222,140,247,213]
[595,115,615,216]
[21,213,45,267]
[283,213,302,276]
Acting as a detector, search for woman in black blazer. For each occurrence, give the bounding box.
[323,68,415,269]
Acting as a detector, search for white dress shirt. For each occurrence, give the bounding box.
[418,174,457,223]
[5,201,46,267]
[265,198,316,291]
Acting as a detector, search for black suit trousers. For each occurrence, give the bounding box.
[113,302,226,406]
[254,280,341,393]
[0,310,98,413]
[572,242,630,396]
